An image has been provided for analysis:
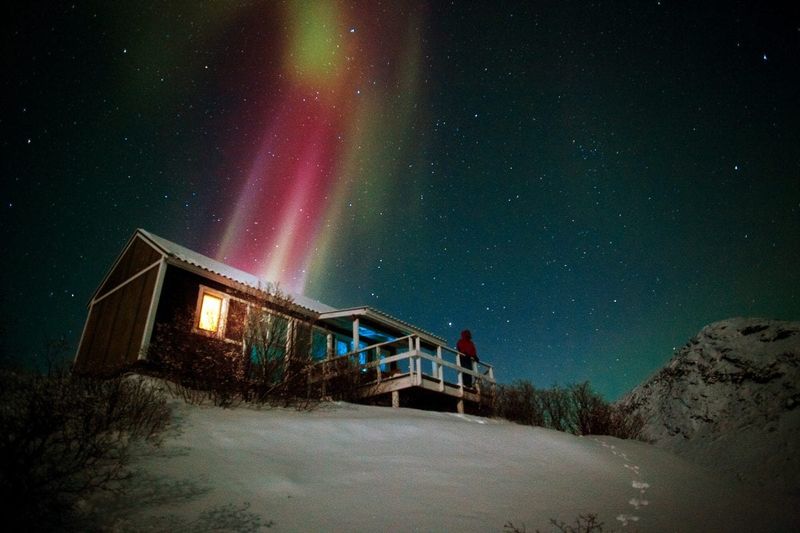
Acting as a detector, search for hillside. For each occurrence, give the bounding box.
[91,399,798,532]
[619,317,800,496]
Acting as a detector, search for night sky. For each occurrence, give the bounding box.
[4,1,799,400]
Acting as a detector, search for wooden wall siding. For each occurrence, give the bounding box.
[152,265,318,347]
[96,236,162,299]
[153,266,314,332]
[154,266,225,330]
[76,266,158,372]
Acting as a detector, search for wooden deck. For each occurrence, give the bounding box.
[310,334,495,413]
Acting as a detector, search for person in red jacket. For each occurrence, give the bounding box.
[456,329,478,388]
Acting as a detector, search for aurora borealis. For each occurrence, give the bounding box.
[4,1,799,400]
[216,2,424,294]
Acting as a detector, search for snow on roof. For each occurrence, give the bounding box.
[136,228,336,314]
[134,229,448,341]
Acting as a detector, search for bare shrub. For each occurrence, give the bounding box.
[0,369,171,530]
[147,502,272,531]
[539,385,575,433]
[545,513,605,532]
[495,380,544,426]
[494,380,645,440]
[307,354,373,403]
[243,292,316,407]
[148,310,245,407]
[476,377,498,417]
[570,382,646,440]
[505,512,605,533]
[571,381,608,436]
[605,403,646,440]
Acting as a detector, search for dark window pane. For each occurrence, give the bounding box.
[311,328,328,360]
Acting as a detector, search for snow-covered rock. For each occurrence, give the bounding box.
[619,317,800,495]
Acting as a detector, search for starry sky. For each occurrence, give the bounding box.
[4,1,799,400]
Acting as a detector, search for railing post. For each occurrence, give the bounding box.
[321,360,327,397]
[436,346,444,391]
[352,317,360,353]
[457,351,463,391]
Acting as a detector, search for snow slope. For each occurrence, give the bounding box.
[97,400,798,532]
[619,318,800,496]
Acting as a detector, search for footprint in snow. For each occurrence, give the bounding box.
[628,497,649,510]
[594,438,652,526]
[616,514,640,527]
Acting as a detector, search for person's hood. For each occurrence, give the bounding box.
[460,330,472,341]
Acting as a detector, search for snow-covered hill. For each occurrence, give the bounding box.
[96,399,797,532]
[619,317,800,496]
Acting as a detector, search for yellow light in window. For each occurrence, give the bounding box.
[198,293,222,332]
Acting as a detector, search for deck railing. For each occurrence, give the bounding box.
[309,334,495,397]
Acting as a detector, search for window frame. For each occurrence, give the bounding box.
[193,286,228,337]
[309,326,330,361]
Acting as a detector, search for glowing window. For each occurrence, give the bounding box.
[198,293,223,332]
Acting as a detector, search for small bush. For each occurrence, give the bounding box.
[243,305,317,407]
[495,380,544,426]
[540,385,576,433]
[604,403,646,441]
[306,354,373,403]
[546,513,605,532]
[505,512,605,532]
[148,310,246,407]
[0,369,171,529]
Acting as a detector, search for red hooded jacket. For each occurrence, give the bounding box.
[456,330,477,360]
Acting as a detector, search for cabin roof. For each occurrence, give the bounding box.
[136,228,337,314]
[319,307,447,345]
[132,229,445,345]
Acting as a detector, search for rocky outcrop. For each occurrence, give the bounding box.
[619,318,800,495]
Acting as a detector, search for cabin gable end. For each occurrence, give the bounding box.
[95,234,163,301]
[75,261,161,373]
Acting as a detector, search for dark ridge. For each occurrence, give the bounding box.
[739,324,769,336]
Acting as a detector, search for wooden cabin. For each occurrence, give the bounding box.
[74,229,495,413]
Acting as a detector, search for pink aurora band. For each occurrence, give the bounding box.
[215,2,423,295]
